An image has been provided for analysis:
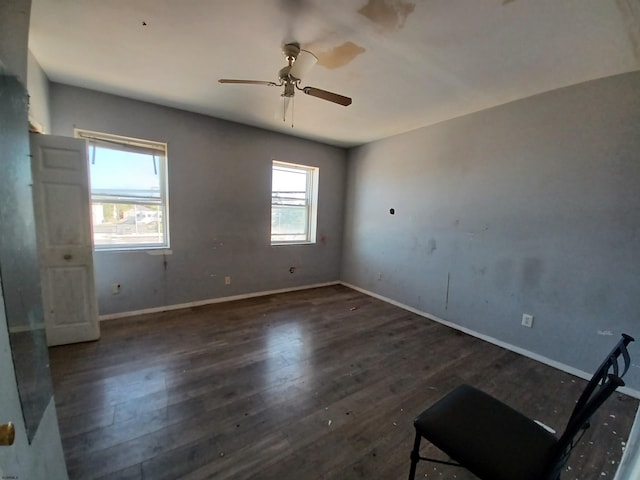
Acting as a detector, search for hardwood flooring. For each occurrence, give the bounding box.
[49,285,638,479]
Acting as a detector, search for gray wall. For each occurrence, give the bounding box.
[0,0,30,83]
[27,51,50,132]
[342,71,640,391]
[50,84,347,315]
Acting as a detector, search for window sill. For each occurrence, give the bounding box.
[271,241,316,246]
[94,247,172,254]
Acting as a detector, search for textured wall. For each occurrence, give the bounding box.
[342,71,640,391]
[50,84,347,315]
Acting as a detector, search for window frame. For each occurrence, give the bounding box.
[75,129,170,252]
[271,160,319,245]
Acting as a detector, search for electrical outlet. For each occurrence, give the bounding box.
[224,276,231,285]
[111,283,121,295]
[376,272,382,281]
[521,314,534,328]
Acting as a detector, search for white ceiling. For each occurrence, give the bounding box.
[29,0,640,147]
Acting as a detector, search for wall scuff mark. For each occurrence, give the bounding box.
[445,272,450,310]
[358,0,416,33]
[427,238,436,254]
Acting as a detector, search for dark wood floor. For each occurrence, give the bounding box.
[49,285,638,480]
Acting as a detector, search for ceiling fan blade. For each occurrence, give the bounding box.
[218,79,277,86]
[302,86,352,106]
[289,50,318,81]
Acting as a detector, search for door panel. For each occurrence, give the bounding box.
[46,267,91,325]
[42,183,89,245]
[30,134,100,346]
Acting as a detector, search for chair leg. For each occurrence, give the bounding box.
[408,430,422,480]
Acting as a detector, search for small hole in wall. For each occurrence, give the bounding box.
[389,208,395,215]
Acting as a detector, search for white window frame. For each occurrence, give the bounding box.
[271,160,318,245]
[75,129,170,251]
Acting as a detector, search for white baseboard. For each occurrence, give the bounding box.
[340,282,640,400]
[97,279,639,399]
[9,323,46,334]
[98,281,341,321]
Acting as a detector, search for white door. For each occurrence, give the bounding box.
[30,133,100,346]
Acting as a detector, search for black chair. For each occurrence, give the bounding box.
[408,334,634,480]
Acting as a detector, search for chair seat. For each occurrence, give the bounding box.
[414,384,559,480]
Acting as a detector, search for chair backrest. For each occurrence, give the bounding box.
[569,333,634,424]
[545,334,634,479]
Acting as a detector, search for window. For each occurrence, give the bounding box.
[271,161,318,244]
[76,129,169,250]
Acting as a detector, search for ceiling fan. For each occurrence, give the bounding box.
[219,43,352,117]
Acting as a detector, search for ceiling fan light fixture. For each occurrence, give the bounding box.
[289,49,318,81]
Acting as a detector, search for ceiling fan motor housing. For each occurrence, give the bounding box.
[282,43,301,62]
